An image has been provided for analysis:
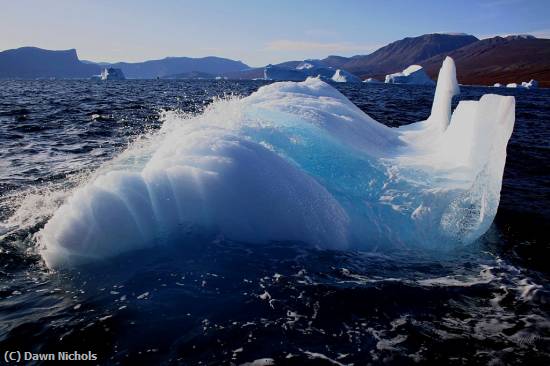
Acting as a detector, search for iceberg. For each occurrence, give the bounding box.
[295,59,326,70]
[265,60,361,83]
[521,79,538,89]
[91,67,126,81]
[505,80,538,89]
[385,65,435,85]
[493,83,503,87]
[38,57,515,267]
[364,78,382,84]
[102,67,125,80]
[331,69,361,83]
[264,64,306,81]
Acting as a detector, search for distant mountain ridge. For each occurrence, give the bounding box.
[322,33,480,79]
[421,35,550,87]
[108,56,248,79]
[222,34,480,81]
[0,47,100,78]
[1,33,549,86]
[0,48,249,79]
[252,33,550,87]
[161,71,217,79]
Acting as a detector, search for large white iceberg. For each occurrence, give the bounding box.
[385,65,435,85]
[38,57,515,267]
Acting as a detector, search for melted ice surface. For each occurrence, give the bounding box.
[38,57,515,267]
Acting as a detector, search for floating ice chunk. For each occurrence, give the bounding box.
[296,59,326,70]
[363,77,381,83]
[521,79,538,89]
[264,64,306,81]
[241,358,275,366]
[265,60,361,82]
[505,80,538,89]
[331,69,361,83]
[493,83,503,87]
[91,67,125,81]
[385,65,435,85]
[38,57,515,267]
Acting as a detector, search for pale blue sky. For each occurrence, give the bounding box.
[1,0,549,66]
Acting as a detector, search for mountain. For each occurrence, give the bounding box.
[224,34,478,82]
[0,47,100,78]
[318,33,550,87]
[323,33,479,79]
[421,35,550,87]
[322,55,352,69]
[2,34,548,85]
[264,59,362,82]
[108,56,249,78]
[222,60,303,80]
[161,71,217,79]
[0,48,249,79]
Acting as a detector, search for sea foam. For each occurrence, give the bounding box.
[38,57,515,267]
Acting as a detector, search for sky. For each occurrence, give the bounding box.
[1,0,549,67]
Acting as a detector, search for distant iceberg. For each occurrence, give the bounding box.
[503,34,536,40]
[265,60,361,83]
[385,65,435,85]
[295,59,326,70]
[493,83,503,87]
[39,57,515,267]
[91,67,125,81]
[521,79,538,89]
[363,78,381,84]
[331,69,361,83]
[506,80,538,89]
[264,65,307,81]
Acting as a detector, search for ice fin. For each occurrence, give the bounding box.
[428,56,460,132]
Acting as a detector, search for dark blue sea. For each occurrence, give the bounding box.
[0,80,549,365]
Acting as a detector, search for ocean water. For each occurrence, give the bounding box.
[0,80,549,365]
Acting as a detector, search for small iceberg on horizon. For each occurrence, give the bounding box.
[385,65,435,85]
[364,77,382,84]
[265,60,361,83]
[331,69,361,83]
[37,57,515,267]
[91,67,126,81]
[504,80,538,89]
[521,79,538,89]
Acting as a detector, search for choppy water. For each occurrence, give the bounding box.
[0,80,549,365]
